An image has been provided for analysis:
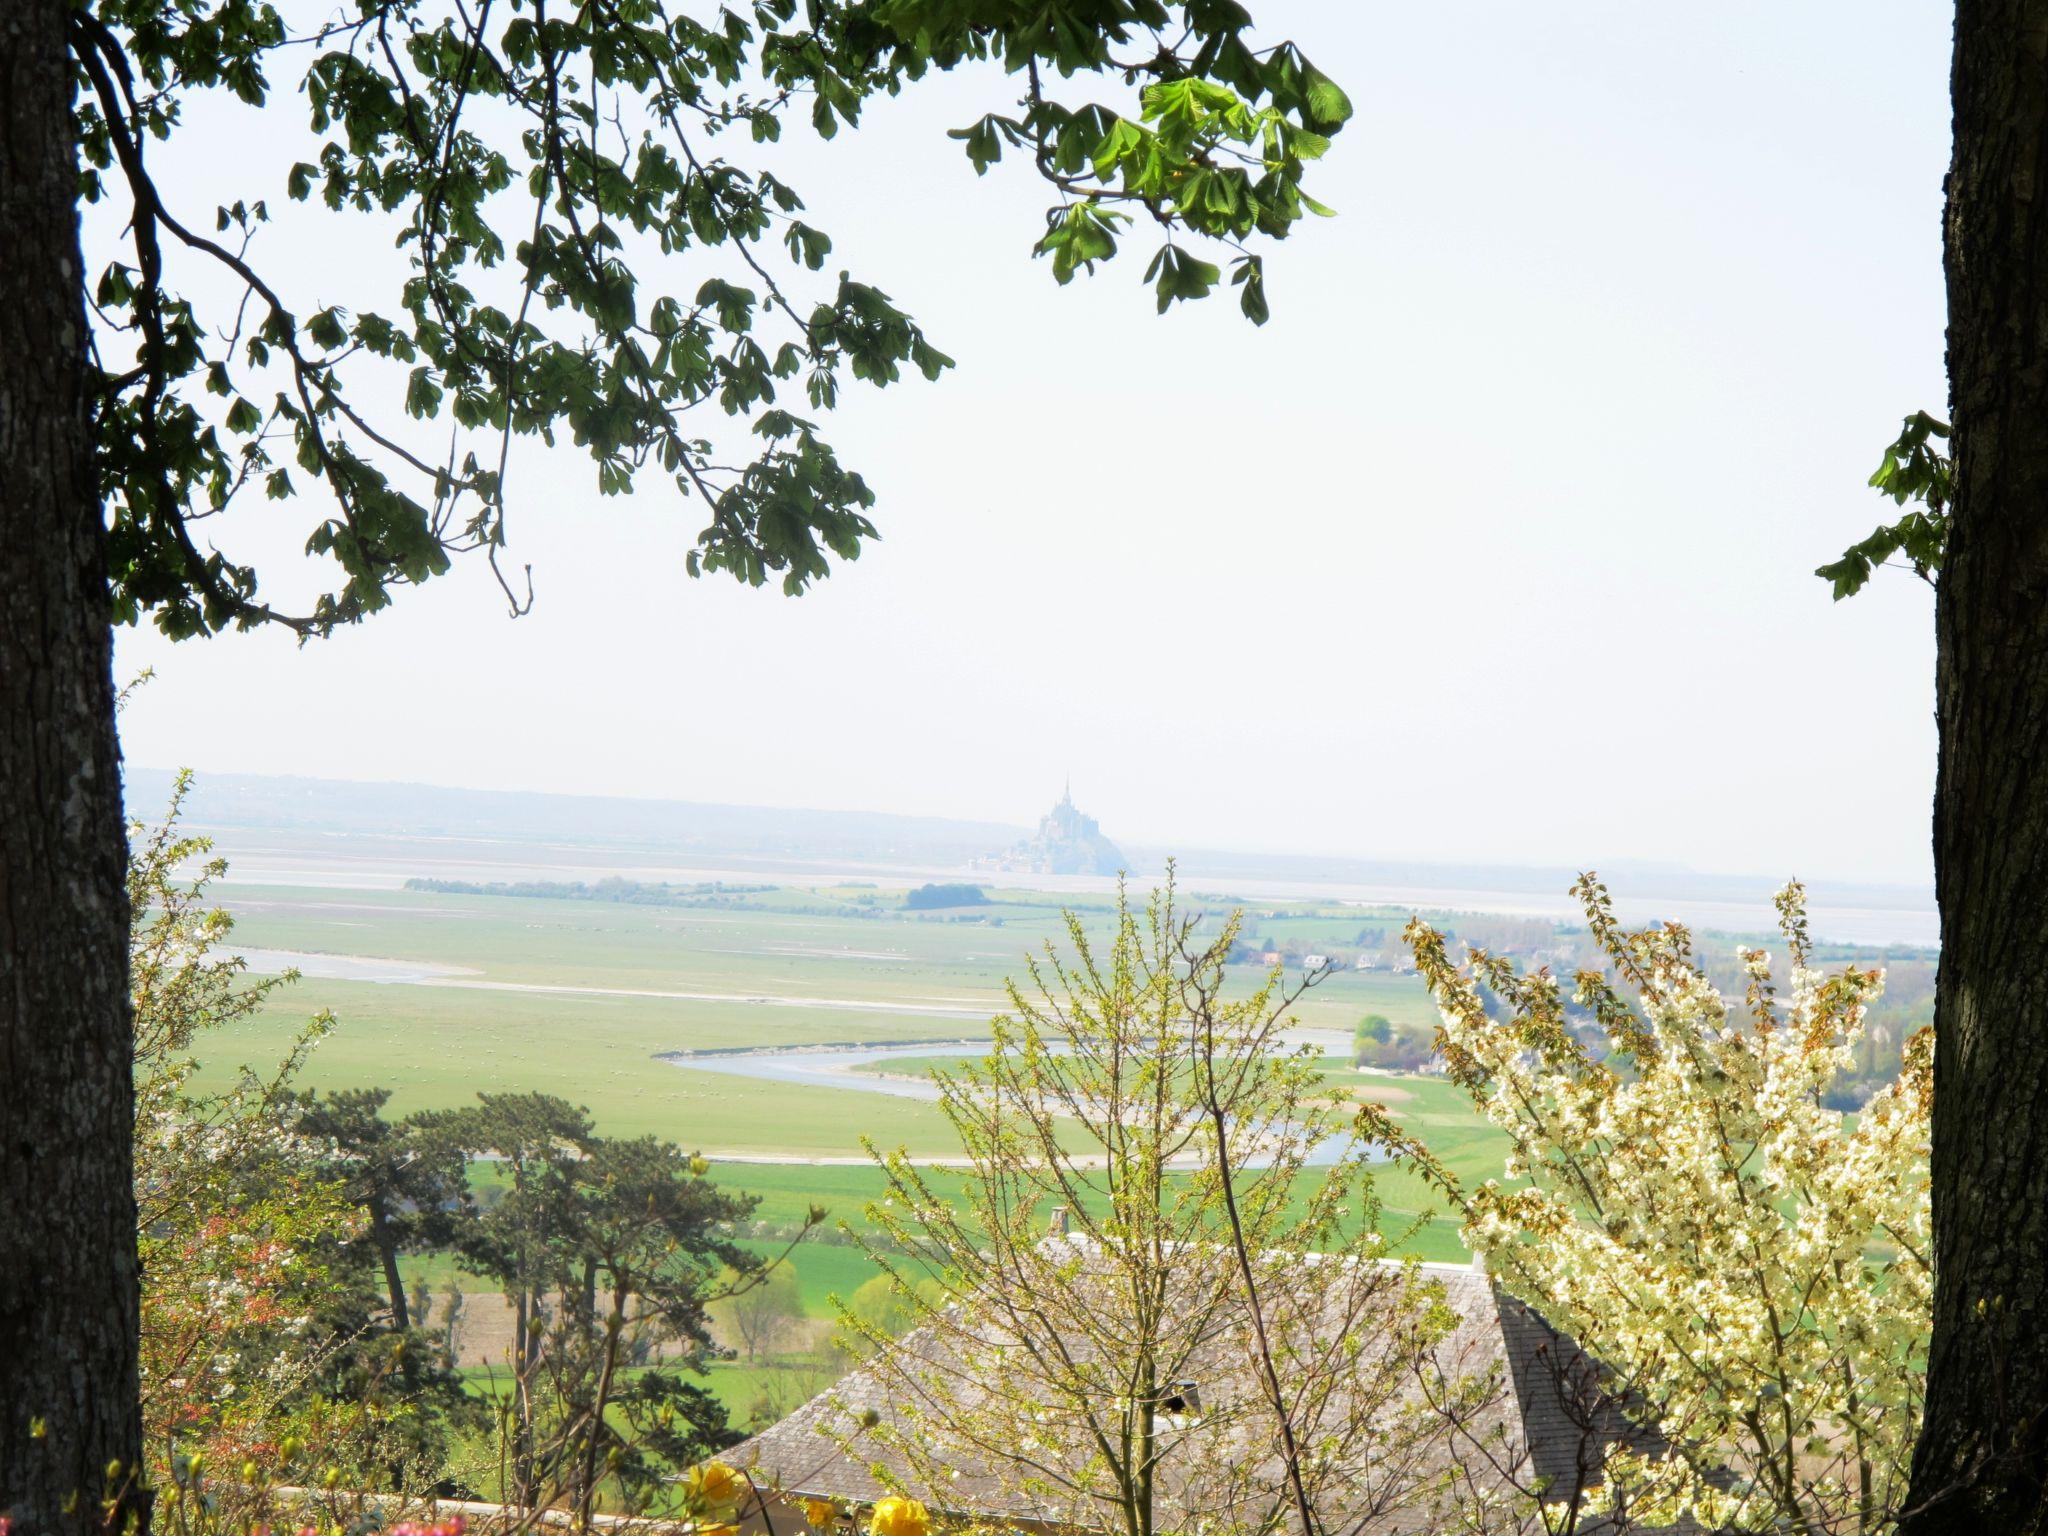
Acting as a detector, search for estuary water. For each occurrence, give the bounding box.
[185,824,1940,950]
[662,1040,1381,1167]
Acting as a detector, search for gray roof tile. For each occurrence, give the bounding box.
[726,1256,1665,1533]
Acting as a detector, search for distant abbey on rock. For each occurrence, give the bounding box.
[987,783,1127,877]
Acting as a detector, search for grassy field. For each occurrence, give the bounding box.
[192,879,1444,1154]
[199,876,1499,1260]
[208,873,1501,1413]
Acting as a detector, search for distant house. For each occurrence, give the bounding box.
[1260,950,1284,967]
[1303,953,1330,971]
[726,1253,1668,1535]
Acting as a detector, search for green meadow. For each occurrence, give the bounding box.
[198,873,1501,1419]
[195,878,1449,1155]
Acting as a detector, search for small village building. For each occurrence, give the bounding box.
[726,1255,1663,1535]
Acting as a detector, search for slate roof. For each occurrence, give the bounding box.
[727,1253,1659,1534]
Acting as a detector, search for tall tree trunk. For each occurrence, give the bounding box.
[1907,5,2048,1530]
[371,1201,410,1331]
[513,1284,537,1508]
[0,2,143,1531]
[574,1291,628,1533]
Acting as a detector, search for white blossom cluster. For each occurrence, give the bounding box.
[1412,879,1931,1536]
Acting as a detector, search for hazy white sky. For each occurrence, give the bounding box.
[111,2,1951,887]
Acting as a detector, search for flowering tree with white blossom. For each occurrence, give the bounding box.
[1406,877,1933,1536]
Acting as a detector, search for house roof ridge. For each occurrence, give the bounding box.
[1034,1233,1483,1279]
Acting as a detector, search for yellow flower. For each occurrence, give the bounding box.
[685,1460,743,1516]
[868,1496,930,1536]
[805,1499,840,1529]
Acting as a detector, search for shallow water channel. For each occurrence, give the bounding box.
[664,1041,1381,1166]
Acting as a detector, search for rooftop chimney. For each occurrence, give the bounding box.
[1048,1205,1069,1239]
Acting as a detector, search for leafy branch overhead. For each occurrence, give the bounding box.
[1818,411,1951,600]
[73,0,1351,638]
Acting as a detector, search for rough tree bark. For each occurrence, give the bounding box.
[0,1,144,1531]
[370,1200,411,1332]
[1907,5,2048,1531]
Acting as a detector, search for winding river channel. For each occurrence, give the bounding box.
[662,1040,1379,1166]
[663,1042,980,1104]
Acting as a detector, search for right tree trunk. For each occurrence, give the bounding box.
[0,1,145,1530]
[1906,4,2048,1530]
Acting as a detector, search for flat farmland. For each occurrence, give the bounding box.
[192,879,1447,1157]
[183,868,1519,1422]
[203,972,975,1154]
[191,870,1500,1370]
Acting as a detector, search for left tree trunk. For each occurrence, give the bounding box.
[0,2,143,1531]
